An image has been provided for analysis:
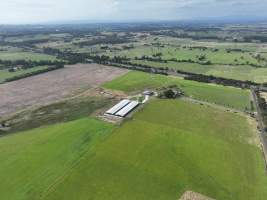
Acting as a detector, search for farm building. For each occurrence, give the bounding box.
[105,100,139,117]
[115,101,139,117]
[105,99,131,115]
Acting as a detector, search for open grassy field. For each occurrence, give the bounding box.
[41,99,267,200]
[0,118,114,200]
[0,66,50,83]
[106,45,261,65]
[0,51,57,61]
[103,71,252,111]
[131,60,267,83]
[0,96,265,200]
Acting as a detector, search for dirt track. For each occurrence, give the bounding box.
[179,191,214,200]
[0,64,128,117]
[251,89,267,172]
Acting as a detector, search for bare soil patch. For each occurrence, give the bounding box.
[179,191,215,200]
[0,64,128,117]
[260,92,267,101]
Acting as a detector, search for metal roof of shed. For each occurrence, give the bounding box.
[115,101,139,117]
[105,99,131,115]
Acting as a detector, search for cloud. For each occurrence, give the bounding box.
[0,0,120,23]
[0,0,267,24]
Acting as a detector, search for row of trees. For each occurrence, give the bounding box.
[135,55,212,65]
[184,74,259,89]
[75,35,132,47]
[0,59,65,70]
[4,65,64,82]
[135,54,266,68]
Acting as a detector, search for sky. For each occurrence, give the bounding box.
[1,0,267,24]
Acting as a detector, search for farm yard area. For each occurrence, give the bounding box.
[103,71,252,111]
[1,22,267,200]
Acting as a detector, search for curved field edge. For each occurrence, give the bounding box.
[0,118,114,200]
[102,71,252,111]
[43,99,267,200]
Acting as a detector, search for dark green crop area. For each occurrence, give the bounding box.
[103,71,252,111]
[1,96,112,134]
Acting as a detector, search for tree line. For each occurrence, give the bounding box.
[0,59,65,70]
[4,65,64,82]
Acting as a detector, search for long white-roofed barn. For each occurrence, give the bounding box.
[105,99,131,115]
[115,101,139,117]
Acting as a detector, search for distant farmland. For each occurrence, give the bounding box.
[0,51,57,61]
[100,36,267,83]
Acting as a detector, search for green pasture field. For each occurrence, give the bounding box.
[151,36,263,51]
[131,60,267,83]
[0,98,265,200]
[103,71,252,111]
[104,43,263,66]
[42,99,267,200]
[0,66,50,83]
[0,51,57,61]
[0,118,114,200]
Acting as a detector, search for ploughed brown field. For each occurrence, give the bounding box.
[0,64,128,117]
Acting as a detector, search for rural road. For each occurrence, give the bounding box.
[251,88,267,171]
